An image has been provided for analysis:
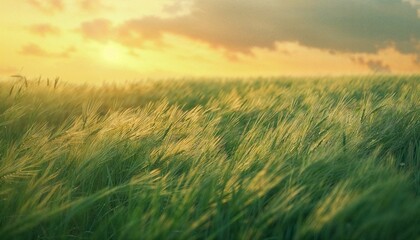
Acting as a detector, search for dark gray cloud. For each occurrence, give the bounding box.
[352,57,392,73]
[365,60,392,73]
[80,0,420,55]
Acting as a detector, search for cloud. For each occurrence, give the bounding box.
[403,0,420,7]
[79,18,113,42]
[27,24,61,37]
[366,60,391,73]
[26,0,64,14]
[79,18,167,48]
[79,0,111,12]
[26,0,111,13]
[162,0,193,15]
[0,66,19,75]
[402,0,420,18]
[351,57,392,73]
[79,0,420,56]
[19,43,76,58]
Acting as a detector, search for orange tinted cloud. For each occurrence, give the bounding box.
[19,43,76,58]
[79,0,110,12]
[27,24,61,37]
[0,66,19,75]
[79,18,113,42]
[78,0,420,57]
[79,18,166,49]
[26,0,64,14]
[26,0,111,13]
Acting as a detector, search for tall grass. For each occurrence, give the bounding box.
[0,76,419,239]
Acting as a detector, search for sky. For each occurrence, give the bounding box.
[0,0,419,82]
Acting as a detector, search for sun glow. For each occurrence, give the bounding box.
[102,43,125,64]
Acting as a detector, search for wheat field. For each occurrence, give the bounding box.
[0,76,419,239]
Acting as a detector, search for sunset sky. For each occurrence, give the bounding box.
[1,0,420,82]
